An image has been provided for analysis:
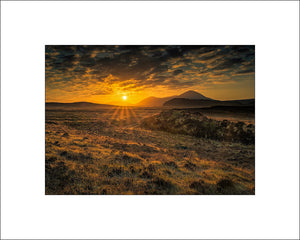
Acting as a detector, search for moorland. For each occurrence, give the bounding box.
[46,96,255,195]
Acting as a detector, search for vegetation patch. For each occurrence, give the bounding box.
[141,110,254,145]
[45,110,254,195]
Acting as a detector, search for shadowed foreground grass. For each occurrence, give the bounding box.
[45,109,254,195]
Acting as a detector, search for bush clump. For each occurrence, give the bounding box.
[141,110,254,145]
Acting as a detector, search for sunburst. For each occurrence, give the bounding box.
[109,105,140,126]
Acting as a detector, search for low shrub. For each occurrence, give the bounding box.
[141,110,254,145]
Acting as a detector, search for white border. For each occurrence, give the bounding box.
[1,1,299,239]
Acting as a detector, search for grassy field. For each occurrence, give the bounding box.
[45,106,255,195]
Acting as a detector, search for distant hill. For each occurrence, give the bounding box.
[135,96,176,107]
[163,98,254,108]
[164,98,219,107]
[177,90,213,100]
[135,90,213,107]
[46,102,114,111]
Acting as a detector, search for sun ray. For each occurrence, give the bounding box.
[119,106,124,120]
[107,105,118,116]
[111,106,121,121]
[128,106,140,124]
[124,106,131,124]
[126,106,133,123]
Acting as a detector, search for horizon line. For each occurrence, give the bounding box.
[46,97,255,105]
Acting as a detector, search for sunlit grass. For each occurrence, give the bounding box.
[45,109,255,195]
[111,106,121,121]
[108,105,141,126]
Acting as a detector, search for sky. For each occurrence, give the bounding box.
[45,45,255,105]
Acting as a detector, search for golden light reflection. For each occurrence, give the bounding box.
[109,105,140,126]
[111,106,121,120]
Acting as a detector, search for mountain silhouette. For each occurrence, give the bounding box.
[177,90,212,100]
[135,96,176,107]
[46,102,114,111]
[135,90,213,107]
[163,98,254,107]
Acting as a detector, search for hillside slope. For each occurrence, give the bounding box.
[136,90,214,107]
[164,98,254,107]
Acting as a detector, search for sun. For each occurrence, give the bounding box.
[122,95,127,101]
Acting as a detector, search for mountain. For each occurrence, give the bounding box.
[46,102,114,111]
[163,98,219,107]
[135,96,176,107]
[135,90,213,107]
[177,90,213,100]
[163,98,254,107]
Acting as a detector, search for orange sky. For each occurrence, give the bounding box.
[46,45,255,105]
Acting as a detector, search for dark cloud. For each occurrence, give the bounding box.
[211,57,244,71]
[46,45,255,95]
[173,69,184,75]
